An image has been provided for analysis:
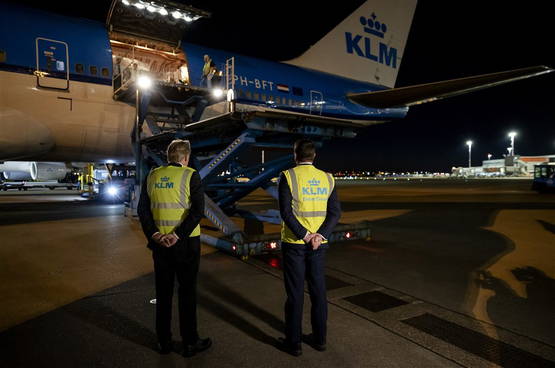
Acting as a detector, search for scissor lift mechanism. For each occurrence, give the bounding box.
[126,68,371,258]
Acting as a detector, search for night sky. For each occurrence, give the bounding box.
[9,1,555,172]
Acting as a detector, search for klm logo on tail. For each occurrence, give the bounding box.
[345,12,397,69]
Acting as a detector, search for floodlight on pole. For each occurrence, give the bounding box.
[466,140,473,168]
[487,153,492,160]
[508,131,517,156]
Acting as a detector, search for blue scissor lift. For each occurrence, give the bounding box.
[124,69,371,259]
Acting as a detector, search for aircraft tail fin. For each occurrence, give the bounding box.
[285,0,417,88]
[347,66,554,108]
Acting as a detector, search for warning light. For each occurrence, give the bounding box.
[266,241,278,250]
[345,232,352,239]
[231,244,237,252]
[269,258,280,269]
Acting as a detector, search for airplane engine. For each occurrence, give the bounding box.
[0,161,37,180]
[0,162,70,181]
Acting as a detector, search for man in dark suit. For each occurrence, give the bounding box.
[278,138,341,356]
[138,139,211,357]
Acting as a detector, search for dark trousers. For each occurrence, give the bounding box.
[281,242,328,346]
[152,236,201,344]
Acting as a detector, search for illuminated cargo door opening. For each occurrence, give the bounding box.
[35,38,69,90]
[106,0,209,96]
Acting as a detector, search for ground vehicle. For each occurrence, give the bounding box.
[532,165,555,193]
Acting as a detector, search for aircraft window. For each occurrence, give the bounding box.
[75,63,84,73]
[253,92,259,100]
[261,94,266,101]
[275,96,281,104]
[101,67,110,77]
[288,98,293,106]
[0,50,6,63]
[292,87,303,96]
[237,89,245,98]
[90,66,98,75]
[246,91,252,99]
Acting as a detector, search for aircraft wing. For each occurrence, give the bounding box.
[347,66,554,108]
[184,104,385,133]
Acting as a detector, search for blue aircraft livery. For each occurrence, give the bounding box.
[0,0,550,164]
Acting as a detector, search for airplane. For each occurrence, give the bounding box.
[1,0,552,254]
[0,0,552,170]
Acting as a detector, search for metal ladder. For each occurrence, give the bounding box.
[225,57,235,112]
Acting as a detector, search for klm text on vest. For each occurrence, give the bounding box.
[155,176,174,189]
[302,178,328,200]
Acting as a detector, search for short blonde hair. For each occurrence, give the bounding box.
[167,139,191,163]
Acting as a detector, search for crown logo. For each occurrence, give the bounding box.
[359,12,387,39]
[161,176,170,182]
[308,178,320,186]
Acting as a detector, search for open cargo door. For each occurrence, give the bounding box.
[106,0,210,47]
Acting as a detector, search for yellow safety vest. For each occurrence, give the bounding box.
[281,164,334,244]
[202,61,211,77]
[147,165,201,237]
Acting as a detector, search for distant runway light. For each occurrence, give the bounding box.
[147,5,156,12]
[121,0,130,5]
[172,11,182,18]
[158,7,168,15]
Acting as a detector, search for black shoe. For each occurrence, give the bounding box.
[183,337,212,357]
[277,337,302,357]
[158,341,173,354]
[304,334,326,352]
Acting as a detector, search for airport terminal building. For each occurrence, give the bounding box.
[452,155,555,177]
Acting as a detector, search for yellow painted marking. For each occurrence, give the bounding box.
[468,210,555,330]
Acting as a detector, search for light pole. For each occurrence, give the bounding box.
[508,131,517,156]
[135,74,152,186]
[466,140,473,168]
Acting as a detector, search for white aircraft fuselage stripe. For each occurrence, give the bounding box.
[0,70,135,162]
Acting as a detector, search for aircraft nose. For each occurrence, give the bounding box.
[0,109,54,160]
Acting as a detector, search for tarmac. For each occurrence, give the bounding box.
[0,179,554,367]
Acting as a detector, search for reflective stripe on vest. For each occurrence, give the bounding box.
[147,166,201,237]
[281,165,334,244]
